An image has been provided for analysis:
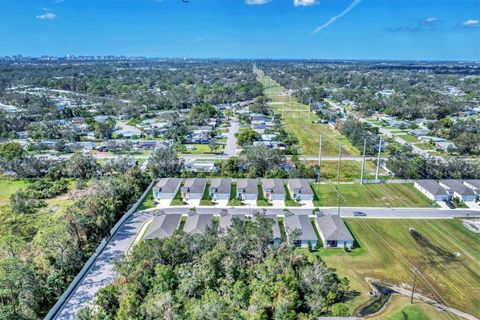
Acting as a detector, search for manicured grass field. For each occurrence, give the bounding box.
[256,70,359,156]
[318,219,480,318]
[398,134,419,143]
[311,183,437,208]
[138,191,156,210]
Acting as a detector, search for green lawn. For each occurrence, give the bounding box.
[182,144,224,154]
[415,143,435,150]
[370,296,451,320]
[0,178,30,205]
[311,183,438,208]
[284,184,301,207]
[305,160,387,182]
[256,184,271,206]
[398,134,419,143]
[317,219,480,318]
[255,69,359,156]
[200,183,214,206]
[138,191,156,210]
[228,183,243,206]
[171,184,185,206]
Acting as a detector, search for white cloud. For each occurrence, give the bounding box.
[245,0,271,5]
[462,19,479,27]
[311,0,361,35]
[36,8,56,20]
[294,0,318,7]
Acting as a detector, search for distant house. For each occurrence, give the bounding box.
[409,129,429,137]
[144,212,182,240]
[287,179,314,201]
[185,160,217,173]
[463,180,480,197]
[218,213,245,235]
[138,141,157,150]
[414,180,450,201]
[183,213,213,234]
[435,141,456,151]
[209,178,232,201]
[316,215,354,249]
[181,178,207,201]
[284,214,318,249]
[262,179,286,201]
[439,180,476,202]
[236,179,258,201]
[153,178,182,200]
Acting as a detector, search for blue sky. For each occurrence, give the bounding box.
[0,0,479,60]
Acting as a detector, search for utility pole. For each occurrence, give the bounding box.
[375,136,382,182]
[411,267,418,304]
[360,139,367,184]
[317,135,323,195]
[336,143,342,189]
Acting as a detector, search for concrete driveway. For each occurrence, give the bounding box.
[187,199,201,207]
[156,198,173,208]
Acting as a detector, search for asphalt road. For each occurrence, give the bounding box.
[224,119,239,156]
[53,211,153,320]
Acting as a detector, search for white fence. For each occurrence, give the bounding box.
[360,179,415,184]
[45,178,157,320]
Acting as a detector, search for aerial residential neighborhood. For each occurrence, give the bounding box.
[0,1,479,320]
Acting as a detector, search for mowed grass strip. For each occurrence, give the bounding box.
[318,219,480,317]
[0,178,30,205]
[305,160,387,181]
[255,69,359,156]
[397,134,420,143]
[311,183,437,208]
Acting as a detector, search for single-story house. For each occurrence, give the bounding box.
[262,179,286,201]
[185,160,217,173]
[409,129,429,137]
[439,180,476,202]
[414,180,450,201]
[218,213,245,235]
[284,214,318,249]
[237,179,258,201]
[144,213,182,240]
[316,214,354,249]
[181,178,207,201]
[436,141,456,151]
[153,178,182,200]
[287,179,314,201]
[183,213,213,234]
[463,180,480,196]
[209,178,232,201]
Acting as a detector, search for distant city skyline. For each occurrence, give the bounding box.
[0,0,479,61]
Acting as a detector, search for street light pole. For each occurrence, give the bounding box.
[360,138,367,184]
[336,143,342,189]
[375,136,382,182]
[411,267,418,304]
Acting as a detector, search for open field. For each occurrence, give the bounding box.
[370,295,451,320]
[305,160,387,182]
[182,144,224,154]
[316,219,480,318]
[311,183,437,208]
[256,70,359,156]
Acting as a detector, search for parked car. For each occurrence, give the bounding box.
[353,211,367,217]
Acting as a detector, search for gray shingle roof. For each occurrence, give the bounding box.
[183,214,213,234]
[218,213,245,231]
[267,214,281,240]
[154,178,182,193]
[415,180,449,196]
[182,178,207,194]
[316,215,354,242]
[210,178,232,194]
[440,180,476,196]
[262,179,286,195]
[144,213,182,240]
[237,179,258,194]
[287,179,314,195]
[284,214,317,241]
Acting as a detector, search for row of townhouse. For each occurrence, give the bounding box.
[144,209,354,250]
[414,179,479,202]
[152,178,315,202]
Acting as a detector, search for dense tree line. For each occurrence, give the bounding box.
[336,117,379,155]
[79,214,353,319]
[428,118,480,155]
[260,62,477,119]
[387,145,480,179]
